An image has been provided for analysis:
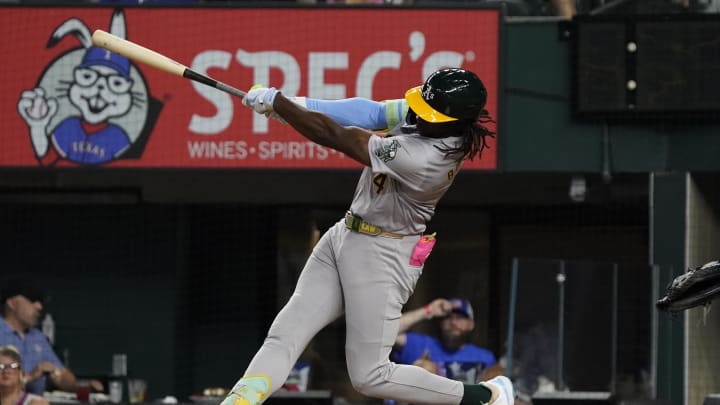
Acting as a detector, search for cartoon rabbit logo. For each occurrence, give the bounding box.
[17,9,161,166]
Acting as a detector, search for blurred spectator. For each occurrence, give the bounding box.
[0,345,50,405]
[392,297,497,384]
[0,278,76,395]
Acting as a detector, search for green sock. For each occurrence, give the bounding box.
[460,384,492,405]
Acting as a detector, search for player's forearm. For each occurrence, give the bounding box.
[275,95,371,165]
[243,88,372,164]
[276,95,347,146]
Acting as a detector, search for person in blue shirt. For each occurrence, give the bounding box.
[392,298,497,385]
[0,278,76,395]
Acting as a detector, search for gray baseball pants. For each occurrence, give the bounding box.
[242,220,464,405]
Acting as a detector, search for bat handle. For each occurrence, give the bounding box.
[183,69,246,99]
[216,82,247,99]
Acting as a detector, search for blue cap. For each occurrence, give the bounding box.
[80,46,131,79]
[448,298,473,320]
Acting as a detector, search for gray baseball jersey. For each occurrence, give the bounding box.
[350,131,463,235]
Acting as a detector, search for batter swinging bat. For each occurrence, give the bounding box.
[91,29,246,98]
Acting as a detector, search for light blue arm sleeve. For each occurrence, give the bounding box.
[304,97,408,130]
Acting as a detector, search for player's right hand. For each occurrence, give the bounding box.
[242,85,279,115]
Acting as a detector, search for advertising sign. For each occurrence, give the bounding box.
[2,6,500,169]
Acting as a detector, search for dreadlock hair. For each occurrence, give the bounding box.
[433,109,496,161]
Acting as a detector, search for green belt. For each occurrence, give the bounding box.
[344,211,405,239]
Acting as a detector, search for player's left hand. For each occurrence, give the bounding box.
[243,85,279,115]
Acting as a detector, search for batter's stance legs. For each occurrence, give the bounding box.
[219,223,515,405]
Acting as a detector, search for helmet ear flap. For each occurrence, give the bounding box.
[405,109,417,125]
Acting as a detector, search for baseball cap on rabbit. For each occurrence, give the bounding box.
[80,46,131,79]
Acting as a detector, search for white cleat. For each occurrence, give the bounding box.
[480,375,514,405]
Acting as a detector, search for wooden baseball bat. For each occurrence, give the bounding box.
[91,29,246,98]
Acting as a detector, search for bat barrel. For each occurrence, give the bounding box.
[91,30,246,99]
[91,29,187,77]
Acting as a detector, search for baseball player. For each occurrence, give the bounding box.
[223,68,514,405]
